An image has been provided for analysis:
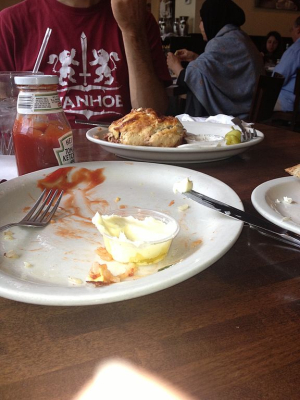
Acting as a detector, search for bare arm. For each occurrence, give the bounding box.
[111,0,169,115]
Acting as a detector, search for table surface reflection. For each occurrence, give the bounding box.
[1,123,300,400]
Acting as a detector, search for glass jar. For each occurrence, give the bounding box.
[13,75,74,175]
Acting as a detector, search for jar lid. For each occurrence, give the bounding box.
[14,75,59,85]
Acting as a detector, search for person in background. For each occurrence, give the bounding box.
[273,16,300,112]
[260,31,283,67]
[166,0,264,119]
[0,0,171,128]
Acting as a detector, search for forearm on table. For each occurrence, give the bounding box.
[176,69,189,90]
[122,32,169,115]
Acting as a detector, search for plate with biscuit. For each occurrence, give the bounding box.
[251,164,300,234]
[86,108,264,164]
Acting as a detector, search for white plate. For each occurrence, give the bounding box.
[86,121,264,164]
[251,176,300,234]
[0,161,243,306]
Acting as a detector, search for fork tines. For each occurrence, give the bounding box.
[231,117,254,142]
[22,189,64,224]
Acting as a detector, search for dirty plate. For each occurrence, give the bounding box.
[0,161,243,305]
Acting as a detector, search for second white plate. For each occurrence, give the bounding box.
[251,176,300,234]
[86,121,264,164]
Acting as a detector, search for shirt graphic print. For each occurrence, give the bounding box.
[47,32,125,121]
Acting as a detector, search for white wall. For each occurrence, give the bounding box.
[175,0,198,33]
[235,0,298,36]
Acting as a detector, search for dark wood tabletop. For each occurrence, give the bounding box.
[1,124,300,400]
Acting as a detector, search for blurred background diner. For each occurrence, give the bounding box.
[260,30,284,67]
[273,15,300,112]
[166,0,264,119]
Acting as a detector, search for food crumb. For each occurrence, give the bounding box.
[4,250,19,259]
[24,261,32,268]
[282,216,291,221]
[115,197,121,202]
[4,231,14,240]
[173,177,193,194]
[177,204,189,212]
[68,276,83,285]
[283,196,293,204]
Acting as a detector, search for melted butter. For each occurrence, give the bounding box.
[92,212,173,244]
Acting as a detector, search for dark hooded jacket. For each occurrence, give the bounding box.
[200,0,245,41]
[179,0,264,118]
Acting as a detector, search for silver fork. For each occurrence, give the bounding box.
[231,117,254,142]
[0,189,64,232]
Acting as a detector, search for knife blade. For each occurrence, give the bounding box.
[75,119,110,128]
[184,190,300,250]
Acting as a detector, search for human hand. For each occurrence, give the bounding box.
[174,49,198,62]
[167,52,184,77]
[111,0,147,35]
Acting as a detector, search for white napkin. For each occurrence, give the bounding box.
[0,155,18,181]
[176,113,253,127]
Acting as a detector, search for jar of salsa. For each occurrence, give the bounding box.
[13,75,74,175]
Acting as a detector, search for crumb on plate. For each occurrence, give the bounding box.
[4,231,14,240]
[177,204,189,212]
[4,250,19,259]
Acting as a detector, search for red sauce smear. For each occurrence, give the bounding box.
[37,167,106,194]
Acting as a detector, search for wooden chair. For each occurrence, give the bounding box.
[248,73,284,123]
[271,69,300,131]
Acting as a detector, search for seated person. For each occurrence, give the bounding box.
[0,0,171,128]
[166,0,264,119]
[273,16,300,112]
[260,31,283,67]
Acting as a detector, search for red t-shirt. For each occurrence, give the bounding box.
[0,0,171,127]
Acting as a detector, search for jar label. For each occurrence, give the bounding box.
[17,91,63,114]
[54,132,75,165]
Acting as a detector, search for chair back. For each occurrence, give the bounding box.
[291,68,300,126]
[248,73,284,123]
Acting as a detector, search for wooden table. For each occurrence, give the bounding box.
[1,124,300,400]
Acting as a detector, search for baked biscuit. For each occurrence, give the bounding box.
[105,108,186,147]
[285,164,300,177]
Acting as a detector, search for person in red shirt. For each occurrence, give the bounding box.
[0,0,171,127]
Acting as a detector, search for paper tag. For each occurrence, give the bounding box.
[17,91,63,114]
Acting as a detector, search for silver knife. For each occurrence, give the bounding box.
[75,119,110,128]
[184,190,300,250]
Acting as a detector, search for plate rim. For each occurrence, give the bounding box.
[86,126,264,154]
